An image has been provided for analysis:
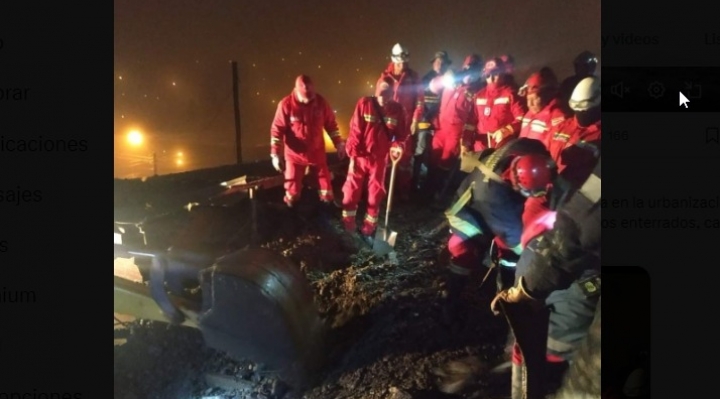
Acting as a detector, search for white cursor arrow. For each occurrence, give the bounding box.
[679,91,690,108]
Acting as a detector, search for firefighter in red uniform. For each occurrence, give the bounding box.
[425,54,483,198]
[270,75,346,207]
[518,68,569,148]
[440,138,557,324]
[466,57,526,153]
[341,77,408,241]
[548,76,601,189]
[378,43,425,201]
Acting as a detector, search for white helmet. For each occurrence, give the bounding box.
[391,43,409,63]
[569,76,600,111]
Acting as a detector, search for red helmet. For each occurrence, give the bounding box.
[519,68,559,96]
[509,154,557,197]
[482,57,505,78]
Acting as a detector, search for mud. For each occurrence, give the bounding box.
[114,165,515,399]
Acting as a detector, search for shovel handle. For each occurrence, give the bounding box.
[385,148,401,229]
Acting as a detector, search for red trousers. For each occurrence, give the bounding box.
[283,161,334,206]
[430,125,463,170]
[447,233,515,275]
[341,156,388,235]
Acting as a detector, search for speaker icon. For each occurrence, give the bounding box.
[611,81,630,98]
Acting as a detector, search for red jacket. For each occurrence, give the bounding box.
[436,83,477,136]
[519,98,569,147]
[379,62,424,122]
[346,96,408,159]
[270,91,343,165]
[467,83,526,147]
[548,118,601,188]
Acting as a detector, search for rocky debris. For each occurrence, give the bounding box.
[386,386,412,399]
[114,167,515,399]
[432,356,487,394]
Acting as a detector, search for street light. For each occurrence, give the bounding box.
[123,129,159,176]
[127,130,143,146]
[119,129,187,177]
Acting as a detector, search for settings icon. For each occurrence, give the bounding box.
[648,81,665,99]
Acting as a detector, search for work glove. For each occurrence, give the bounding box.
[459,150,480,173]
[490,276,540,315]
[271,155,285,172]
[491,128,509,144]
[336,141,347,161]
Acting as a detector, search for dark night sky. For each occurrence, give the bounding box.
[114,0,601,178]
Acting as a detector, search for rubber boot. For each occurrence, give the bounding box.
[441,270,469,327]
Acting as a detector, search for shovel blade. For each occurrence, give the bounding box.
[373,227,397,256]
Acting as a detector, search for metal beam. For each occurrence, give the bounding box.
[113,275,200,328]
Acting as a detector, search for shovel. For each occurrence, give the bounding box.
[373,146,403,256]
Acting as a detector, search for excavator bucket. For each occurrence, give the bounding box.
[197,248,325,388]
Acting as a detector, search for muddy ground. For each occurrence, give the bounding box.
[114,162,514,399]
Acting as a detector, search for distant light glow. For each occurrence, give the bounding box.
[338,80,341,84]
[442,74,455,89]
[172,82,176,86]
[177,152,183,157]
[318,65,321,68]
[176,159,183,166]
[118,76,123,80]
[127,130,143,146]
